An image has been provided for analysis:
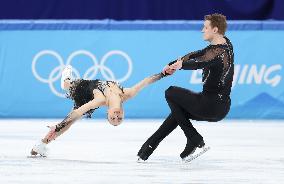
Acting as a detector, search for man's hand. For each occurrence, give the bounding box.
[162,65,176,75]
[170,57,183,70]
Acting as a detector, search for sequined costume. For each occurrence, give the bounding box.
[169,36,234,100]
[138,36,234,161]
[67,79,123,118]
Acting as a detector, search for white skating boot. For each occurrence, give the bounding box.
[30,126,56,157]
[61,65,73,90]
[30,142,48,157]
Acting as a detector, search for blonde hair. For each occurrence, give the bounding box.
[204,13,227,35]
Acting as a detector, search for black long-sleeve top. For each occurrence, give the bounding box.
[169,37,234,99]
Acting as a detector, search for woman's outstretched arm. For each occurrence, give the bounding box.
[122,73,168,101]
[41,93,105,144]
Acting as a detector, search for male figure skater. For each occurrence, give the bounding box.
[138,13,234,162]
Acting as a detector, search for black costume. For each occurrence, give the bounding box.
[67,79,123,118]
[138,36,234,160]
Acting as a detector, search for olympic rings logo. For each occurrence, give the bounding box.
[32,50,133,97]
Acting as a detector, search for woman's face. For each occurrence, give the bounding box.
[63,79,72,90]
[107,108,124,126]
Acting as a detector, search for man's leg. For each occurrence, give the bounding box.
[137,113,178,160]
[165,86,205,159]
[166,98,205,158]
[165,99,203,145]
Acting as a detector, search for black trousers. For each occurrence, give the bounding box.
[146,86,231,147]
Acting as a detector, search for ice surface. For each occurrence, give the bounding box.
[0,119,284,184]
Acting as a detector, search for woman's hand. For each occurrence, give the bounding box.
[162,65,176,75]
[170,57,183,70]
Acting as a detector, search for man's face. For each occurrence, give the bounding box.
[201,20,217,41]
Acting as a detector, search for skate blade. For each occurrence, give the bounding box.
[137,156,145,163]
[28,150,47,158]
[182,146,210,163]
[27,155,47,158]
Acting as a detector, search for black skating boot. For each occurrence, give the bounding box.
[180,139,205,159]
[137,142,159,161]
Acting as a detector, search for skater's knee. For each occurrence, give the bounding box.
[165,86,177,99]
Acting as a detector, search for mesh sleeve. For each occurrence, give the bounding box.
[168,50,203,66]
[181,46,226,70]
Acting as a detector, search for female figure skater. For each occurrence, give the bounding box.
[31,65,168,157]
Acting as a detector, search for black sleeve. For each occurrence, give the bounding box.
[168,50,203,66]
[181,46,225,70]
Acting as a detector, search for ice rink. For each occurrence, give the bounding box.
[0,119,283,184]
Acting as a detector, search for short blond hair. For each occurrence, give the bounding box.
[204,13,227,35]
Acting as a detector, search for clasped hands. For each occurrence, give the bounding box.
[162,57,183,76]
